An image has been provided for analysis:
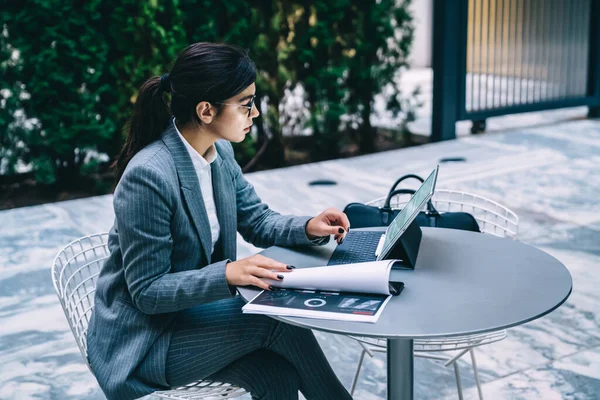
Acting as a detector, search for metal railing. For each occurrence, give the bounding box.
[432,0,600,140]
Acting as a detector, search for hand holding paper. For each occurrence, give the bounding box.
[264,260,401,296]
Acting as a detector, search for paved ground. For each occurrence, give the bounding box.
[1,115,599,399]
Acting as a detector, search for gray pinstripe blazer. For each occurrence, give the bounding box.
[87,123,325,400]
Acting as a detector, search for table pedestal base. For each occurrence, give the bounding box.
[387,338,414,400]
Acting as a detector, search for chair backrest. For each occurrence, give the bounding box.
[51,233,109,368]
[366,189,519,238]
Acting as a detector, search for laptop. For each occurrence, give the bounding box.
[327,166,439,266]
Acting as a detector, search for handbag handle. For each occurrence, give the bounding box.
[388,174,424,196]
[384,188,439,215]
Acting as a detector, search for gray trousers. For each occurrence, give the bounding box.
[164,296,353,400]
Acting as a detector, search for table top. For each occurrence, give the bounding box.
[237,228,573,339]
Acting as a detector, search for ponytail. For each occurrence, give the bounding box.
[112,75,172,183]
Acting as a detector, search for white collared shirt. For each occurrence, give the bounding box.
[173,119,221,255]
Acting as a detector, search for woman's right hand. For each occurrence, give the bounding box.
[225,254,294,291]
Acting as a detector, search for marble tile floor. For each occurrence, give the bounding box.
[1,118,599,399]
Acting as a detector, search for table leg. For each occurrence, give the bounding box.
[387,338,414,400]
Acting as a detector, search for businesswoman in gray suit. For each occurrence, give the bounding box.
[87,42,353,400]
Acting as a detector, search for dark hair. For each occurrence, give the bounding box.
[113,42,257,182]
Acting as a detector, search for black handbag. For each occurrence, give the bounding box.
[343,174,481,232]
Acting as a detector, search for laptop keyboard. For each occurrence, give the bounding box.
[327,231,382,266]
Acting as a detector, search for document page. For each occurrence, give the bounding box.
[241,259,403,323]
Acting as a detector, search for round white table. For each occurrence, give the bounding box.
[238,228,572,399]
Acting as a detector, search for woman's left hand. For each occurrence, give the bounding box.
[306,208,351,244]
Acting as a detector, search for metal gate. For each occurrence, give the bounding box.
[432,0,600,141]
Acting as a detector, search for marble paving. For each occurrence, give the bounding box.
[1,117,600,399]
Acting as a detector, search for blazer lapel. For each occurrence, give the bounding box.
[162,124,212,263]
[211,152,237,261]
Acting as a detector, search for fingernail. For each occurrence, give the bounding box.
[269,285,275,290]
[338,228,344,234]
[286,265,296,270]
[277,274,284,280]
[340,237,344,244]
[347,227,350,232]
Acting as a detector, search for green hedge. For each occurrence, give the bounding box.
[0,0,414,188]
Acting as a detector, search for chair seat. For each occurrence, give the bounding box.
[348,330,507,353]
[153,380,247,399]
[415,330,507,352]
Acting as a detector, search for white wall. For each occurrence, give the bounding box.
[408,0,433,68]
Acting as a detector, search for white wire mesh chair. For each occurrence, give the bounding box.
[51,233,247,400]
[348,189,519,400]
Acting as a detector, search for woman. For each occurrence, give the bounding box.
[87,42,353,400]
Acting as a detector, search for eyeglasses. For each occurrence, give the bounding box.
[214,95,256,117]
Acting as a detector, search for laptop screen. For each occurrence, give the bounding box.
[377,166,439,260]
